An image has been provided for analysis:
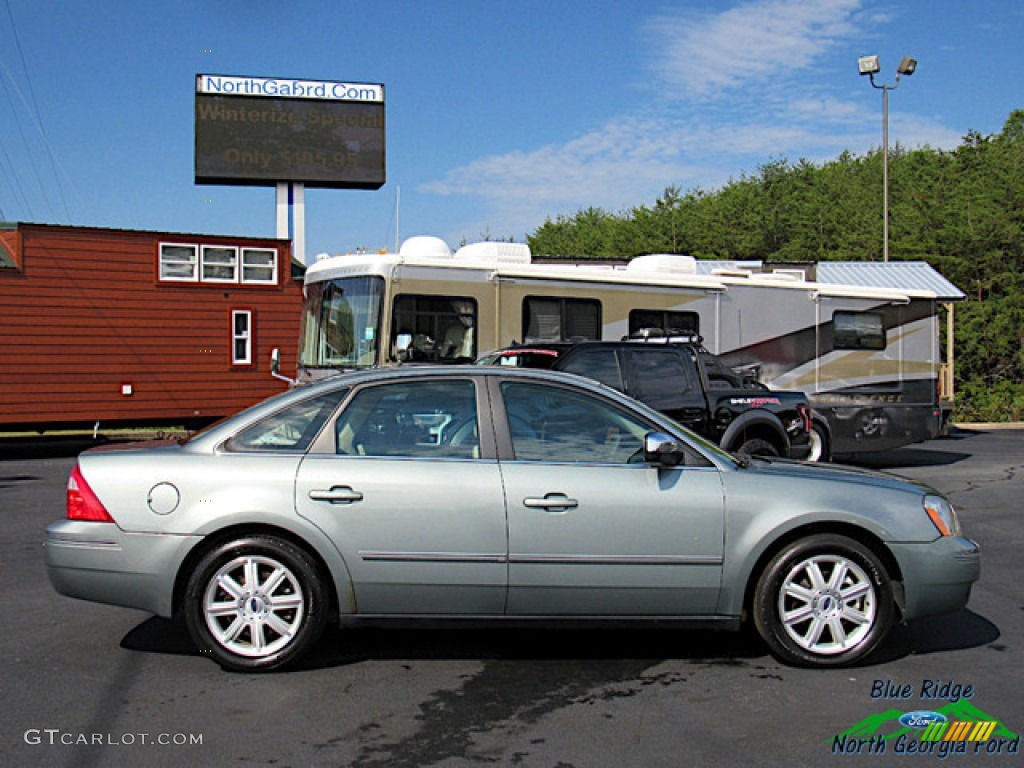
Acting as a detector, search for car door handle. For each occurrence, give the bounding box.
[309,486,364,504]
[523,493,578,512]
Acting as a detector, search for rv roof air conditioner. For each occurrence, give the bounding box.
[399,236,453,260]
[626,254,698,275]
[453,241,532,265]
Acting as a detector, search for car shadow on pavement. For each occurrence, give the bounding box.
[299,625,771,670]
[120,614,197,657]
[872,609,1001,663]
[120,615,770,670]
[120,610,1000,672]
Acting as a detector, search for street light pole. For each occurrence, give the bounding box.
[882,83,890,262]
[858,55,916,262]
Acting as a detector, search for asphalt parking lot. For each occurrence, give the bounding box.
[2,428,1022,768]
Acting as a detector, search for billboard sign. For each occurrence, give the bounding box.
[195,74,385,189]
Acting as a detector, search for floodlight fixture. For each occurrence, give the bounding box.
[858,55,881,76]
[897,56,917,76]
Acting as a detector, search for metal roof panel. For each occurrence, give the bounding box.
[816,261,966,301]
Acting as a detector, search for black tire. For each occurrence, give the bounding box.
[184,535,328,671]
[753,534,893,667]
[735,437,780,458]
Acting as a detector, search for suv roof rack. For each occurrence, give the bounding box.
[624,328,704,345]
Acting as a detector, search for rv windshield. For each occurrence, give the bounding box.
[299,276,384,369]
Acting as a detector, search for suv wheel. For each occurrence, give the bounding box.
[807,423,831,462]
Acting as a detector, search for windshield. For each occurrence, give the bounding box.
[299,275,384,369]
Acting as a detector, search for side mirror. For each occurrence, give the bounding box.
[270,348,296,385]
[644,432,686,467]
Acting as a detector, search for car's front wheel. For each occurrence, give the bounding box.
[753,534,893,667]
[184,535,328,671]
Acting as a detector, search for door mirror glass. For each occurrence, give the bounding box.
[644,432,686,466]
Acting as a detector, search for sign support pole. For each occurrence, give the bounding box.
[276,182,306,265]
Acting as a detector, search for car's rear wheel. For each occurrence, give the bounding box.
[753,534,893,667]
[184,535,327,671]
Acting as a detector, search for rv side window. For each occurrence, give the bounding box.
[833,311,886,350]
[392,295,477,362]
[523,297,601,342]
[628,309,699,337]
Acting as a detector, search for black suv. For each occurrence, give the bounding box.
[480,340,825,460]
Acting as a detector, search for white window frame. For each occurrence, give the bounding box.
[232,310,253,365]
[159,243,198,282]
[241,247,278,285]
[160,242,280,286]
[202,245,239,283]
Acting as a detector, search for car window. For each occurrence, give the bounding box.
[700,352,744,388]
[334,379,480,459]
[224,389,349,452]
[557,347,624,389]
[500,382,649,464]
[627,349,702,407]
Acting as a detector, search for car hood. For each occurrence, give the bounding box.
[737,456,937,497]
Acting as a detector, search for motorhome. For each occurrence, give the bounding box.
[294,236,963,456]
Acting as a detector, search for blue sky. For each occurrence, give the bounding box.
[1,0,1021,261]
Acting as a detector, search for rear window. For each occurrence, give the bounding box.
[224,389,349,452]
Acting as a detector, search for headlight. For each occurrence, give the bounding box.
[923,494,961,537]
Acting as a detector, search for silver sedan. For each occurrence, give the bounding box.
[45,366,979,671]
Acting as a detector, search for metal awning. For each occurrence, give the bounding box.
[815,261,965,302]
[692,259,965,301]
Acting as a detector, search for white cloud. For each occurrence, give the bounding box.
[423,116,693,204]
[791,96,861,123]
[422,116,713,239]
[418,0,959,241]
[642,0,864,97]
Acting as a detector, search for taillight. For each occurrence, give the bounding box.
[67,465,115,522]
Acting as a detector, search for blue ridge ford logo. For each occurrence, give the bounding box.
[900,711,948,729]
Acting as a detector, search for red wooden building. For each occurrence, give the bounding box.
[0,222,304,431]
